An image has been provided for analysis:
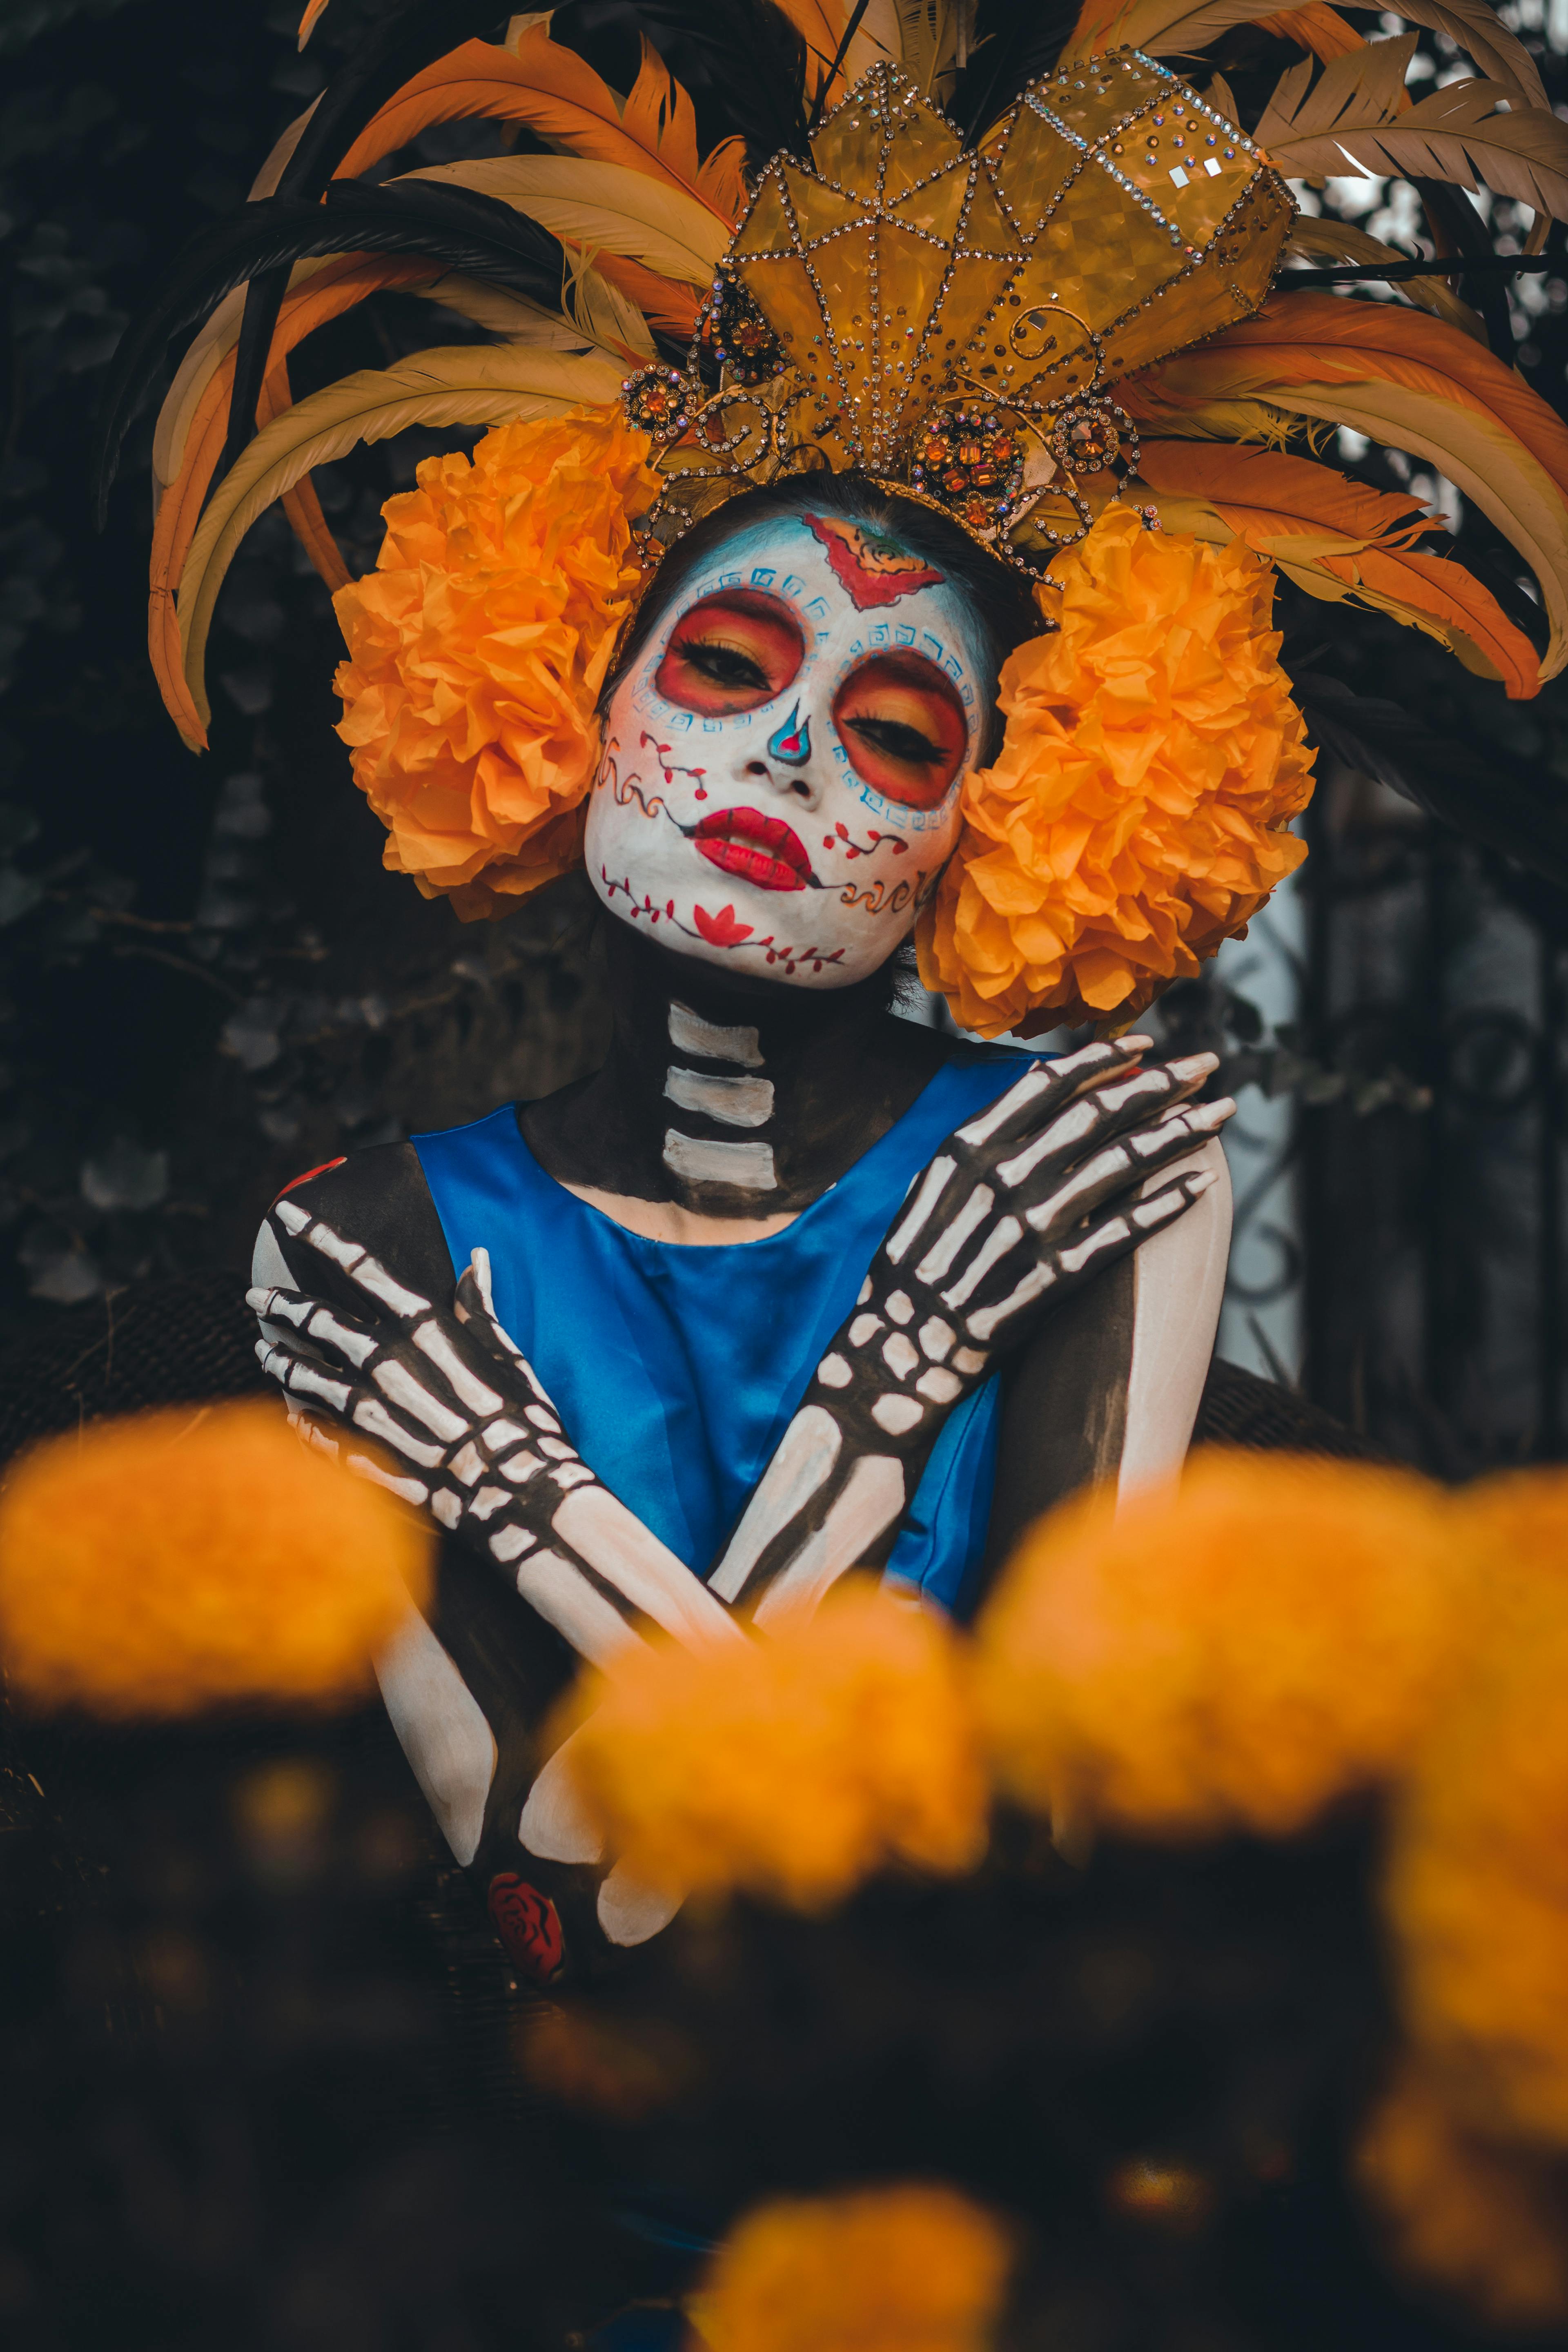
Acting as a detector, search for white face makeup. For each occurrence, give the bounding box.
[584,510,991,987]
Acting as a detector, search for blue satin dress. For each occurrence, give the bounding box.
[411,1052,1029,1619]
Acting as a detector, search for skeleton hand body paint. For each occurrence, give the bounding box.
[252,492,1236,1981]
[585,513,984,989]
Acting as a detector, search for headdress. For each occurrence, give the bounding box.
[97,0,1568,1034]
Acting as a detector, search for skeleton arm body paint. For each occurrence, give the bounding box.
[706,1039,1231,1621]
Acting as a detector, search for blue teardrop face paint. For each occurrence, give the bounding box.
[766,706,811,765]
[585,511,989,988]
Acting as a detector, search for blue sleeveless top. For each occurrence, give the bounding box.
[411,1054,1028,1618]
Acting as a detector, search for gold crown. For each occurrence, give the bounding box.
[624,51,1293,577]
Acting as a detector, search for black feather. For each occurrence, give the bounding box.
[1295,669,1568,891]
[950,0,1082,143]
[90,183,570,525]
[622,0,811,168]
[221,2,504,486]
[1412,178,1515,363]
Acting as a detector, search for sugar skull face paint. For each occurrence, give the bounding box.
[584,511,990,985]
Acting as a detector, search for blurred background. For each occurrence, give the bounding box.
[2,0,1568,1466]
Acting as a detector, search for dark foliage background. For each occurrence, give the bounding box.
[2,0,1568,1452]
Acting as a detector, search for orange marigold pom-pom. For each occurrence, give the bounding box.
[1383,1468,1568,2147]
[917,505,1314,1037]
[1356,2059,1568,2328]
[332,409,658,920]
[0,1403,430,1717]
[555,1579,988,1911]
[973,1450,1461,1839]
[692,2184,1013,2352]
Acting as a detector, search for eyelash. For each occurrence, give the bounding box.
[676,638,769,687]
[843,714,944,765]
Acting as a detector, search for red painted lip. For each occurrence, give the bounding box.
[694,806,813,893]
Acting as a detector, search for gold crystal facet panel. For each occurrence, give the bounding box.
[729,168,795,261]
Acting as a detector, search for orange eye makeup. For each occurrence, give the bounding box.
[831,651,969,809]
[655,590,805,716]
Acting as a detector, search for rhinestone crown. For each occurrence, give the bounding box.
[622,49,1292,579]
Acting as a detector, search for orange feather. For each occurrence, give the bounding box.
[1135,294,1568,500]
[579,249,703,336]
[1250,5,1372,64]
[1135,439,1541,696]
[334,32,731,221]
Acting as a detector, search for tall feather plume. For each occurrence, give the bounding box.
[94,179,575,521]
[1124,292,1568,678]
[951,0,1083,140]
[1067,0,1548,114]
[170,344,628,750]
[223,2,505,479]
[1253,37,1568,223]
[1283,215,1485,343]
[1132,439,1541,694]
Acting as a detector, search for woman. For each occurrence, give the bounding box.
[248,470,1233,1970]
[99,0,1568,1973]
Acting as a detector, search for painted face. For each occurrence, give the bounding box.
[585,511,990,986]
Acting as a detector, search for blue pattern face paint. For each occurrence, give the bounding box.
[766,705,811,764]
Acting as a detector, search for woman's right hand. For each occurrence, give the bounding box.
[250,1207,739,1665]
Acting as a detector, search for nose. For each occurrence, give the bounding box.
[740,753,820,809]
[736,702,819,807]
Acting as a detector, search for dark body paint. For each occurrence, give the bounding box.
[267,931,1147,1972]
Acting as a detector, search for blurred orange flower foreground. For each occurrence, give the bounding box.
[692,2184,1011,2352]
[974,1449,1462,1838]
[0,1402,430,1716]
[558,1579,988,1910]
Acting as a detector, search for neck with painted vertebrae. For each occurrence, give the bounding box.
[520,924,947,1218]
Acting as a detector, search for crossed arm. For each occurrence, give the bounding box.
[252,1040,1231,1955]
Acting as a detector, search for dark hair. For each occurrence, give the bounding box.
[604,472,1041,762]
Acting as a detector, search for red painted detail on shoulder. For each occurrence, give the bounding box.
[488,1873,567,1983]
[272,1157,346,1205]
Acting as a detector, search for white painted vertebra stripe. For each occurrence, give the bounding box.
[663,1130,777,1189]
[664,1066,776,1127]
[668,1000,764,1066]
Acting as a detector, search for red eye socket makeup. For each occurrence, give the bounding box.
[832,652,969,810]
[656,590,805,717]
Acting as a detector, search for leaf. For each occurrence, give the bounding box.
[334,30,729,215]
[1134,439,1539,694]
[172,345,628,741]
[1131,292,1568,678]
[1283,212,1485,343]
[1255,47,1568,220]
[400,156,731,283]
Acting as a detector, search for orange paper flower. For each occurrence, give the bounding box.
[918,506,1314,1036]
[1356,2058,1568,2328]
[0,1402,429,1717]
[974,1450,1461,1839]
[1383,1468,1568,2146]
[332,408,658,919]
[692,2184,1012,2352]
[555,1579,988,1911]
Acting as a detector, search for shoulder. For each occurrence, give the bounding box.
[254,1139,454,1302]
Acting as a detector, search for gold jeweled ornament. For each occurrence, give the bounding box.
[623,49,1292,581]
